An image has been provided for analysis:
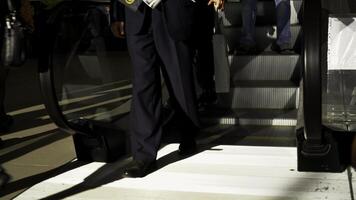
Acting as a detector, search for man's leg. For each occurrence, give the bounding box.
[152,11,199,127]
[124,31,162,178]
[195,4,215,94]
[237,0,258,54]
[274,0,292,52]
[195,34,217,107]
[152,9,199,155]
[194,5,216,107]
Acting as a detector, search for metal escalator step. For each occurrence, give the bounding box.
[200,108,297,126]
[219,86,298,109]
[230,54,301,81]
[222,25,301,52]
[222,0,302,26]
[232,80,298,87]
[201,125,297,146]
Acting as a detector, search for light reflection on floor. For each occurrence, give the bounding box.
[15,144,355,200]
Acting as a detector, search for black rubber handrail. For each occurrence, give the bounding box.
[302,0,323,145]
[38,3,77,135]
[37,1,109,136]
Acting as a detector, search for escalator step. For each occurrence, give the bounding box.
[200,108,297,126]
[222,25,301,52]
[220,86,298,109]
[230,53,300,81]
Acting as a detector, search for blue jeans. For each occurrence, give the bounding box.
[240,0,291,46]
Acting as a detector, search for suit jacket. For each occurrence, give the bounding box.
[111,0,199,41]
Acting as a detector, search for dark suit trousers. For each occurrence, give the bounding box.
[126,7,198,163]
[195,5,215,91]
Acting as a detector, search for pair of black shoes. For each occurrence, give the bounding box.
[123,139,197,178]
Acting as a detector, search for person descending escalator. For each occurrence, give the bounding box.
[212,0,293,54]
[239,0,293,54]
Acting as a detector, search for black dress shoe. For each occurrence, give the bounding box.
[122,160,157,178]
[179,139,197,156]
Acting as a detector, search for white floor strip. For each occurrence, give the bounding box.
[15,145,354,200]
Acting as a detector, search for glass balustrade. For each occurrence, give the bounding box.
[324,16,356,131]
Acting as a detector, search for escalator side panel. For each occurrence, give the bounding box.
[38,1,130,162]
[297,129,352,172]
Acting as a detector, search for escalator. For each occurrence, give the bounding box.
[36,0,356,172]
[207,0,356,173]
[205,0,302,147]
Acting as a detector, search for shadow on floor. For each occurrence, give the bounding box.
[0,130,71,164]
[0,160,86,197]
[33,125,238,199]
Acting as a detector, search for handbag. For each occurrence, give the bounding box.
[1,0,27,68]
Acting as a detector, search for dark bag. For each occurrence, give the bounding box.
[1,0,27,68]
